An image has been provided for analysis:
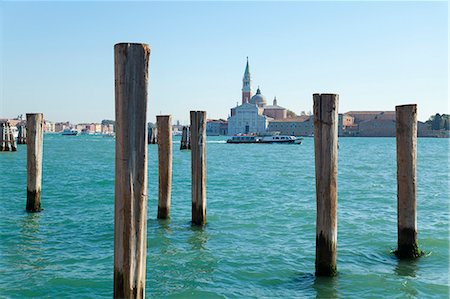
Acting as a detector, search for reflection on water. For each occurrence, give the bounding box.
[18,213,45,272]
[313,276,338,299]
[395,259,418,278]
[187,225,216,278]
[395,259,419,297]
[188,225,209,251]
[291,272,338,298]
[155,218,173,255]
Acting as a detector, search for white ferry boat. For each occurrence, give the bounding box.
[227,134,302,144]
[226,135,261,143]
[260,135,302,144]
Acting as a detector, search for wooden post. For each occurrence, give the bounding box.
[395,104,421,259]
[313,93,339,276]
[26,113,44,212]
[187,126,191,150]
[180,126,188,150]
[157,115,172,219]
[18,125,27,144]
[0,122,4,151]
[10,125,17,151]
[148,127,157,144]
[190,111,206,225]
[4,123,11,151]
[114,42,150,299]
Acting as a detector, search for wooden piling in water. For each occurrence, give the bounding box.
[148,127,157,144]
[9,125,17,151]
[157,115,172,219]
[18,125,27,144]
[313,93,339,276]
[180,126,189,150]
[0,122,5,151]
[190,111,206,225]
[26,113,44,212]
[3,123,10,151]
[395,104,421,259]
[114,42,150,299]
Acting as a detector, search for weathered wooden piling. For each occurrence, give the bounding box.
[0,122,4,151]
[180,126,189,150]
[18,125,27,144]
[5,124,11,151]
[114,42,150,299]
[190,111,206,225]
[148,127,157,144]
[3,123,10,151]
[157,115,172,219]
[26,113,44,212]
[395,104,421,259]
[9,125,17,151]
[187,126,191,150]
[313,93,339,276]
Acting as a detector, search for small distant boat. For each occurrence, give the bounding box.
[227,134,302,144]
[62,128,78,136]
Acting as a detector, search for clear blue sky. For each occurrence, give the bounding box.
[1,1,448,123]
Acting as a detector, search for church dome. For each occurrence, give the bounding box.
[250,87,267,107]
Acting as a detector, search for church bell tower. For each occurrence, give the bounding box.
[242,57,252,104]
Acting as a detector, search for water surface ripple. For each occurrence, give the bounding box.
[0,135,448,298]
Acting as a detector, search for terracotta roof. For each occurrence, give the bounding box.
[345,111,395,115]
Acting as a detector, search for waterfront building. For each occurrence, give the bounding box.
[345,111,395,124]
[44,121,56,132]
[268,116,313,136]
[101,124,114,134]
[206,119,228,136]
[55,121,70,132]
[343,111,395,137]
[263,97,287,120]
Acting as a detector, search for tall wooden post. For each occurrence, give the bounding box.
[313,93,339,276]
[180,126,188,150]
[395,104,421,259]
[190,111,206,225]
[114,42,150,299]
[157,115,172,219]
[26,113,44,212]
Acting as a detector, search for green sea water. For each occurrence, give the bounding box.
[0,135,449,298]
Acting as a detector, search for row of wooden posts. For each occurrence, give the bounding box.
[0,122,17,151]
[148,125,191,151]
[0,122,27,151]
[15,43,421,298]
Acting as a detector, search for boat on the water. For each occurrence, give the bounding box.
[62,128,79,136]
[227,135,260,143]
[260,135,302,144]
[227,134,302,144]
